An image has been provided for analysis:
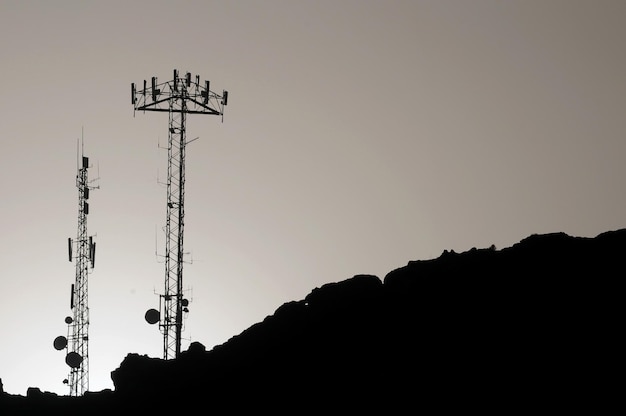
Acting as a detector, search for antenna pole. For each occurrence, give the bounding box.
[133,70,228,359]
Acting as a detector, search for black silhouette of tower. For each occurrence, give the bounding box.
[53,142,98,396]
[132,70,228,359]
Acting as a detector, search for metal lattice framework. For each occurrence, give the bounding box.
[132,69,228,359]
[54,151,97,396]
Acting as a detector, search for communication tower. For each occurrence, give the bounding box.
[53,142,98,396]
[131,69,228,359]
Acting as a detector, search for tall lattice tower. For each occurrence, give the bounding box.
[132,69,228,359]
[53,145,98,396]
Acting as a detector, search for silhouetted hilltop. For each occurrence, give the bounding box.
[2,229,622,413]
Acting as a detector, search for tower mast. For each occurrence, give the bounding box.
[54,141,98,396]
[132,69,228,359]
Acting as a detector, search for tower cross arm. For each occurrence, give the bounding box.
[135,96,223,116]
[134,96,175,111]
[187,97,223,115]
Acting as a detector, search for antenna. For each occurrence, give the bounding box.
[53,135,99,396]
[131,69,228,360]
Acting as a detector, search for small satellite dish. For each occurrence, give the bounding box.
[65,316,73,324]
[65,352,83,369]
[182,298,189,307]
[145,308,160,325]
[53,336,68,351]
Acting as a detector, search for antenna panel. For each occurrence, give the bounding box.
[90,242,96,267]
[151,77,159,101]
[203,81,210,103]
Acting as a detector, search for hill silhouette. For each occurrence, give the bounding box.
[1,229,621,413]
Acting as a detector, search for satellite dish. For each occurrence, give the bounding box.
[182,298,189,307]
[53,336,68,351]
[65,352,83,369]
[65,316,73,324]
[145,308,160,325]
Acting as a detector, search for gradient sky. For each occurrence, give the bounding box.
[1,0,625,395]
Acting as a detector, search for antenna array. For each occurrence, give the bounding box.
[132,69,228,359]
[53,148,98,396]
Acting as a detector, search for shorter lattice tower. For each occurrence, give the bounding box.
[53,142,98,396]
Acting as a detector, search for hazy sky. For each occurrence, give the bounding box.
[1,0,625,395]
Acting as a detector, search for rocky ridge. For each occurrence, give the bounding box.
[1,229,622,413]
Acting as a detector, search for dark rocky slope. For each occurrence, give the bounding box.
[2,229,622,413]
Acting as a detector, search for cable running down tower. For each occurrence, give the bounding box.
[132,69,228,359]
